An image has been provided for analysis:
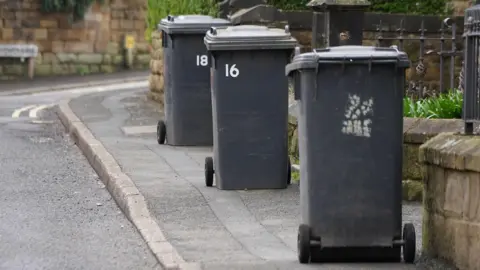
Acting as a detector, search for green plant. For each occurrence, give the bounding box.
[369,0,451,15]
[403,90,463,119]
[41,0,105,21]
[145,0,218,42]
[267,0,451,14]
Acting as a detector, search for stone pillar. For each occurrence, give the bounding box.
[307,0,371,48]
[148,31,165,107]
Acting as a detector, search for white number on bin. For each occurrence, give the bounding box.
[196,55,208,66]
[225,64,239,78]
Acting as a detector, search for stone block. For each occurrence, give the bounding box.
[100,65,114,73]
[135,54,150,65]
[34,28,48,40]
[34,64,52,76]
[134,20,145,30]
[110,31,123,42]
[105,42,120,55]
[64,42,94,53]
[42,53,58,64]
[89,65,100,73]
[150,59,163,75]
[52,64,71,75]
[35,55,42,65]
[467,223,480,269]
[77,54,103,64]
[149,74,164,93]
[449,219,470,270]
[111,10,125,19]
[35,40,52,52]
[56,53,77,63]
[40,19,58,28]
[113,55,124,65]
[1,29,14,41]
[402,143,422,180]
[443,170,469,218]
[111,19,121,30]
[151,39,162,51]
[120,20,134,30]
[466,173,480,222]
[3,65,24,75]
[423,165,446,214]
[151,48,163,60]
[52,41,65,53]
[136,42,150,54]
[103,54,112,64]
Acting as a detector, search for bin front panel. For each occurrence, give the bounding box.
[164,34,214,146]
[299,63,404,247]
[211,50,290,190]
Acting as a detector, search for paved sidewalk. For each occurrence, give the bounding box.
[0,70,149,94]
[65,88,452,270]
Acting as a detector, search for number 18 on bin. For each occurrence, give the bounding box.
[196,55,208,66]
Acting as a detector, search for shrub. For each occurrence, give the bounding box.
[145,0,218,42]
[267,0,451,14]
[403,90,463,119]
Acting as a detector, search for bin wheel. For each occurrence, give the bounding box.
[205,157,214,187]
[287,158,292,185]
[297,224,311,264]
[402,223,416,264]
[157,120,166,145]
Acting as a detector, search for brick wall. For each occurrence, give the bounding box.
[0,0,150,80]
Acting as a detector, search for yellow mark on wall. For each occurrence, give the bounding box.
[125,35,135,49]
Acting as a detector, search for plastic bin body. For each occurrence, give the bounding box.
[205,25,297,190]
[286,46,409,254]
[158,15,230,146]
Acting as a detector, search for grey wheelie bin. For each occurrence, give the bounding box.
[285,46,416,264]
[203,25,297,190]
[156,15,230,146]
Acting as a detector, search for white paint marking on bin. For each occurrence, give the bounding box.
[341,94,374,138]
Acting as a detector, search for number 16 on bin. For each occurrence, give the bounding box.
[225,64,239,78]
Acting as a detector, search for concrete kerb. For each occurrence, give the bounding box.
[56,99,197,270]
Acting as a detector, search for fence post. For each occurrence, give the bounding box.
[307,0,371,49]
[463,1,480,134]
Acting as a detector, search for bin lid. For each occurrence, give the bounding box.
[286,45,410,75]
[204,25,297,51]
[158,15,230,35]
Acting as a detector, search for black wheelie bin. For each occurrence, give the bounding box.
[285,46,416,264]
[156,15,230,146]
[203,25,297,190]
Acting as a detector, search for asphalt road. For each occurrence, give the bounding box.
[0,86,160,270]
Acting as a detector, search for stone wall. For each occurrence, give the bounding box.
[147,31,164,105]
[0,0,150,80]
[420,133,480,270]
[402,118,464,200]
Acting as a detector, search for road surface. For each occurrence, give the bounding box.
[0,84,160,270]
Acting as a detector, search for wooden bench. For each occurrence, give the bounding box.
[0,44,38,79]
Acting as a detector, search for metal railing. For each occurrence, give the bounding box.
[463,3,480,134]
[375,18,463,98]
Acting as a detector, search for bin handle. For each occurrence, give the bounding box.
[210,27,217,35]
